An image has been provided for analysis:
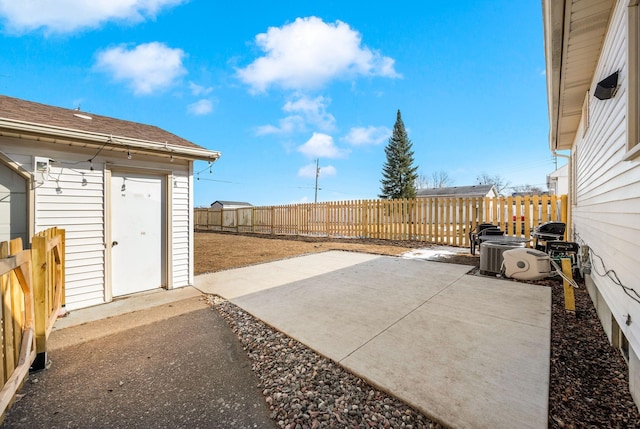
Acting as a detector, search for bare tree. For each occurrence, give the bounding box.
[415,171,454,189]
[415,173,430,190]
[430,171,453,188]
[476,173,511,195]
[511,184,546,195]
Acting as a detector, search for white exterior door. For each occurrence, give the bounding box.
[110,171,166,297]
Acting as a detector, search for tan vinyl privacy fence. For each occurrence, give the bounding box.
[195,195,568,247]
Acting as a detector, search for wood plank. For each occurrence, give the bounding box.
[31,236,47,356]
[0,328,35,421]
[8,240,23,367]
[562,258,576,312]
[0,242,7,386]
[0,242,15,379]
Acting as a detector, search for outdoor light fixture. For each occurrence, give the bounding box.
[127,150,132,160]
[594,71,619,100]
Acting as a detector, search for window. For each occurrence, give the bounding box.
[612,314,630,363]
[627,1,640,159]
[582,90,590,137]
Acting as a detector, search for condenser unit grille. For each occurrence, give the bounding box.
[480,242,522,274]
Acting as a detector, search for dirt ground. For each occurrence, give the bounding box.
[194,231,479,274]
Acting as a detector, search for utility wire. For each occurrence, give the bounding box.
[574,232,640,305]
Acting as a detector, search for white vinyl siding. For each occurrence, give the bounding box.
[628,1,640,158]
[573,0,640,356]
[171,172,191,287]
[0,136,197,310]
[35,163,106,310]
[0,161,28,243]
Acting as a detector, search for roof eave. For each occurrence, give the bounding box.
[0,118,220,162]
[543,0,615,152]
[543,0,566,152]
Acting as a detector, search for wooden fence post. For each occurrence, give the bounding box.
[0,242,15,380]
[561,258,576,313]
[9,239,24,367]
[30,235,47,370]
[561,194,569,239]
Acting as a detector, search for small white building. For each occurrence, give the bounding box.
[0,95,220,310]
[544,0,640,406]
[416,184,498,199]
[546,164,569,196]
[210,200,253,210]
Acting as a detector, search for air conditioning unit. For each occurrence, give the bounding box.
[503,248,551,281]
[479,242,522,275]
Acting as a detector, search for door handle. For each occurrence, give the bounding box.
[112,241,118,247]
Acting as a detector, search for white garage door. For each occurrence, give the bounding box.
[110,171,166,297]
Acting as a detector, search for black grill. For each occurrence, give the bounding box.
[532,222,565,251]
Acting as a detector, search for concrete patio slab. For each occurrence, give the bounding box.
[195,250,551,429]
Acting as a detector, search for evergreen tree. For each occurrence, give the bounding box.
[379,110,418,199]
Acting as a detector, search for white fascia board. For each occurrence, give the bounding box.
[0,118,221,162]
[542,0,565,152]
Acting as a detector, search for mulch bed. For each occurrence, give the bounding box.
[544,277,640,428]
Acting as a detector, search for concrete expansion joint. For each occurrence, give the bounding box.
[338,282,460,364]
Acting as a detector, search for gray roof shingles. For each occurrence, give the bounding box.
[416,185,495,197]
[0,95,203,150]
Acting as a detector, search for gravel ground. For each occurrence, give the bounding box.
[208,271,640,429]
[208,295,442,429]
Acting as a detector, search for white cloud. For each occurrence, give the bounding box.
[0,0,186,34]
[95,42,186,95]
[284,95,335,131]
[237,16,400,93]
[256,115,304,135]
[257,95,335,135]
[343,126,391,146]
[187,99,213,115]
[189,81,213,96]
[298,163,337,178]
[297,132,348,159]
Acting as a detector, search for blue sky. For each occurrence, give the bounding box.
[0,0,557,207]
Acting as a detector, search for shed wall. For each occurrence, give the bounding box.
[0,137,195,310]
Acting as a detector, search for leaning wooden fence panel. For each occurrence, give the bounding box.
[0,239,36,421]
[194,195,568,247]
[0,227,65,420]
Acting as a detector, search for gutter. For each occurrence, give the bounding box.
[0,118,221,162]
[542,0,567,152]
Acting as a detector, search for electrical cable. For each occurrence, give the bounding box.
[195,177,234,183]
[549,259,580,289]
[574,232,640,305]
[589,248,640,305]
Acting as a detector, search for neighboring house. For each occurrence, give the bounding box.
[0,95,220,310]
[544,0,640,405]
[210,200,253,210]
[417,185,498,226]
[547,164,569,196]
[416,184,497,199]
